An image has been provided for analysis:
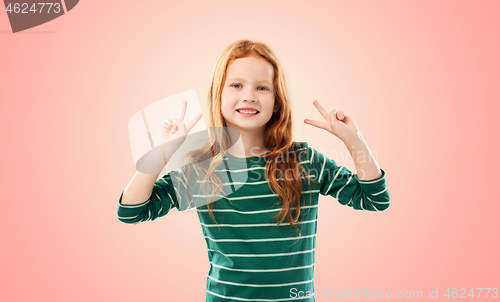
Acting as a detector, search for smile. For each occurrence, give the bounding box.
[236,109,259,116]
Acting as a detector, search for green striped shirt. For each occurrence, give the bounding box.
[117,142,390,301]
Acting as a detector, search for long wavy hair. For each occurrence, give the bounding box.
[175,39,317,232]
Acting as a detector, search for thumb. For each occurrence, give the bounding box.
[339,114,359,132]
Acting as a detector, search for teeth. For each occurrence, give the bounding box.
[238,110,258,114]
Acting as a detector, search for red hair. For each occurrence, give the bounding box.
[176,40,317,232]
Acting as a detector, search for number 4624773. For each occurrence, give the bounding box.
[6,3,62,14]
[443,288,498,299]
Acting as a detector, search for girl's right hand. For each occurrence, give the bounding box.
[154,100,203,152]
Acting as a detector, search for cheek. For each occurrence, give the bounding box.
[220,97,228,110]
[221,90,229,105]
[220,99,232,119]
[221,92,237,109]
[265,97,276,111]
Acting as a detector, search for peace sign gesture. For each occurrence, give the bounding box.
[304,100,360,141]
[154,100,203,152]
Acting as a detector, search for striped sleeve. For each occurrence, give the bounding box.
[117,169,191,224]
[307,144,390,211]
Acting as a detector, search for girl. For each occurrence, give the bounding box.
[118,40,390,301]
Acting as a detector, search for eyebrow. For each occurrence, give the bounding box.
[227,77,272,85]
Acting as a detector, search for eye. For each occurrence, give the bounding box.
[230,83,270,91]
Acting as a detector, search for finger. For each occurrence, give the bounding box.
[313,100,330,120]
[304,118,326,130]
[171,118,179,131]
[337,110,345,120]
[185,113,203,133]
[340,115,359,131]
[165,118,172,126]
[177,121,186,133]
[332,110,344,120]
[330,110,338,120]
[177,100,187,122]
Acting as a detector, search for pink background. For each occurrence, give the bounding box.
[1,0,499,301]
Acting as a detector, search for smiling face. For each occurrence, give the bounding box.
[221,54,275,136]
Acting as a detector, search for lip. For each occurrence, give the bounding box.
[236,107,259,112]
[237,110,259,117]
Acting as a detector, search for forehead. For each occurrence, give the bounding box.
[225,56,274,82]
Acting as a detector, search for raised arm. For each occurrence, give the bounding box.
[117,100,202,223]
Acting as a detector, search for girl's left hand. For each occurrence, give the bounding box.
[304,100,361,141]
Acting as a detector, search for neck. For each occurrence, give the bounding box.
[227,127,268,157]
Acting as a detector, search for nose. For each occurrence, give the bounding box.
[242,87,257,102]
